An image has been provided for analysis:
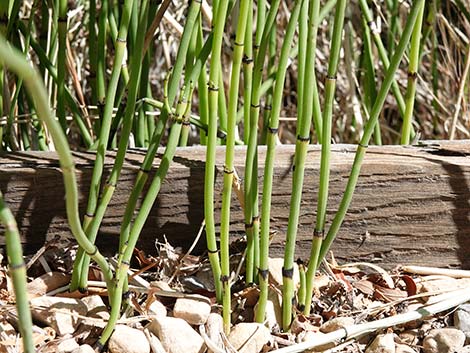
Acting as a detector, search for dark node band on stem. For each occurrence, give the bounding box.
[182,120,191,126]
[94,341,105,352]
[87,246,99,257]
[139,167,151,174]
[253,44,260,50]
[297,135,310,142]
[267,127,278,134]
[313,228,325,238]
[122,291,132,299]
[296,258,304,266]
[251,103,260,108]
[234,41,244,47]
[121,260,130,266]
[326,74,337,81]
[220,275,230,283]
[258,268,269,280]
[408,71,418,79]
[358,142,369,148]
[264,104,272,111]
[282,267,294,278]
[298,304,305,311]
[208,85,219,92]
[85,212,95,218]
[207,248,219,254]
[116,37,127,43]
[366,20,379,35]
[223,167,234,174]
[58,17,67,23]
[9,262,26,270]
[243,55,253,64]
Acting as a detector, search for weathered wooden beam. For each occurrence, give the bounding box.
[0,140,469,269]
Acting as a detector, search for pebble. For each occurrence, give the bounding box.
[399,329,420,345]
[320,317,355,333]
[228,323,272,353]
[149,316,205,353]
[206,313,224,353]
[423,328,465,353]
[147,299,167,317]
[71,345,95,353]
[173,296,211,325]
[365,333,395,353]
[30,296,87,336]
[455,304,470,340]
[27,272,70,298]
[57,338,79,353]
[268,258,300,288]
[108,325,150,353]
[458,346,470,353]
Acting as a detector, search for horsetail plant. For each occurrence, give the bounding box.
[315,0,425,295]
[400,0,425,145]
[305,0,347,319]
[281,0,321,330]
[255,0,302,323]
[0,192,34,353]
[219,0,251,332]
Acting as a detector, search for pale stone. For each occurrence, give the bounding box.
[455,304,470,340]
[148,300,167,317]
[396,343,418,353]
[71,345,95,353]
[365,333,395,353]
[173,296,211,325]
[423,328,466,353]
[27,272,70,298]
[399,330,419,345]
[30,296,87,335]
[228,323,273,353]
[206,313,224,353]
[458,346,470,353]
[57,338,79,353]
[148,316,205,353]
[108,325,150,353]
[419,279,470,302]
[268,258,300,288]
[320,317,355,333]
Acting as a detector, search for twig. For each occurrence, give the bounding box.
[199,324,227,353]
[271,288,470,353]
[402,265,470,278]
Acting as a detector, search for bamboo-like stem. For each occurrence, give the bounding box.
[71,0,134,291]
[205,0,229,304]
[243,0,281,289]
[281,0,320,331]
[87,0,98,106]
[219,0,251,332]
[102,84,193,346]
[0,192,34,353]
[116,0,203,268]
[197,15,209,145]
[318,0,424,265]
[358,0,411,137]
[400,0,424,144]
[0,31,113,297]
[304,0,347,318]
[297,260,306,310]
[74,0,149,293]
[255,0,302,323]
[56,0,68,132]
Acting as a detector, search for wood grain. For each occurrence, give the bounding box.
[1,140,469,269]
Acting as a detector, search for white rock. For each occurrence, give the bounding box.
[206,313,224,353]
[108,325,150,353]
[365,333,395,353]
[399,330,419,345]
[228,323,272,353]
[30,296,87,336]
[149,316,205,353]
[396,343,418,353]
[148,300,167,317]
[71,345,95,353]
[173,296,211,325]
[423,328,466,353]
[268,258,300,288]
[320,317,355,333]
[57,338,79,353]
[455,304,470,339]
[27,272,70,298]
[458,346,470,353]
[420,279,470,303]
